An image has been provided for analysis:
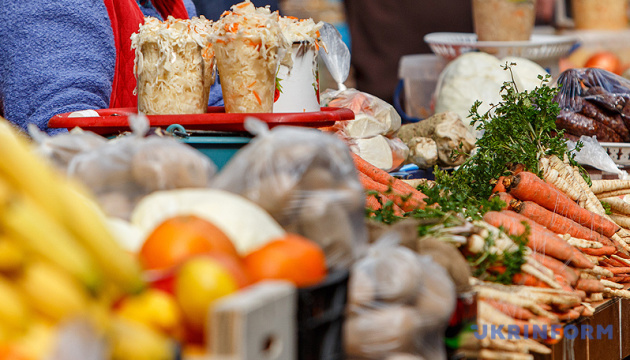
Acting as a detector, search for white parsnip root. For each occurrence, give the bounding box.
[571,164,607,215]
[600,279,624,289]
[609,214,630,229]
[459,349,534,360]
[590,179,630,195]
[580,272,599,280]
[581,266,614,278]
[558,233,603,249]
[476,287,559,322]
[601,196,630,216]
[521,263,561,289]
[541,157,579,201]
[612,233,630,253]
[540,155,585,203]
[581,302,595,316]
[588,292,604,302]
[604,288,630,299]
[612,255,630,266]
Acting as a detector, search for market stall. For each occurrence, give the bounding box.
[5,0,630,359]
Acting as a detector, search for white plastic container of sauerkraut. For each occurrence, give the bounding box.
[273,41,320,113]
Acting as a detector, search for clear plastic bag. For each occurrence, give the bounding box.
[211,118,368,269]
[29,125,107,169]
[346,233,456,360]
[34,115,217,220]
[566,135,629,179]
[348,135,409,172]
[554,68,630,143]
[321,88,402,138]
[318,22,351,90]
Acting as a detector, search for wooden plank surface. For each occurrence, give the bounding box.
[532,299,623,360]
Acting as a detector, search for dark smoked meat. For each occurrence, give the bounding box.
[579,100,630,141]
[556,110,623,142]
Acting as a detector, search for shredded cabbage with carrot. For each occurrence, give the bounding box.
[131,16,216,115]
[278,16,323,47]
[211,1,291,113]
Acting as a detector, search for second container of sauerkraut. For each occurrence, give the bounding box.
[211,1,291,113]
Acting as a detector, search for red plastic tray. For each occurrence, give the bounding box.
[48,106,354,135]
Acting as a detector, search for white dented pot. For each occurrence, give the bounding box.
[273,42,320,113]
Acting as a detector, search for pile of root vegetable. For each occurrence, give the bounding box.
[351,67,630,359]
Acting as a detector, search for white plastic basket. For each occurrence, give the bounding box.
[423,32,578,76]
[599,142,630,166]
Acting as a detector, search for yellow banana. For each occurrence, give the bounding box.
[109,316,175,360]
[116,288,182,336]
[0,120,65,218]
[0,179,102,291]
[0,119,143,294]
[12,319,57,360]
[61,185,145,294]
[0,275,30,333]
[17,260,91,323]
[0,234,26,273]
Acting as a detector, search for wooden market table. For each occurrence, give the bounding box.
[533,298,630,360]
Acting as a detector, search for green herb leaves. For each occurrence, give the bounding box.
[437,63,570,203]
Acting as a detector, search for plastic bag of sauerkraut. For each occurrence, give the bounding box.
[212,117,367,269]
[210,1,291,113]
[131,16,216,115]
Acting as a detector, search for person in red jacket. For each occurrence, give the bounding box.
[0,0,223,134]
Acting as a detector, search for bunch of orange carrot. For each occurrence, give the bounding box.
[351,153,427,216]
[489,170,630,292]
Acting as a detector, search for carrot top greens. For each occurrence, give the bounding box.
[431,63,582,213]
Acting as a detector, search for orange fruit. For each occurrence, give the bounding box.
[243,233,327,288]
[139,215,239,271]
[584,51,622,75]
[0,346,29,360]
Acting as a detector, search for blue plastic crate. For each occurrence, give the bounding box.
[165,124,252,170]
[179,136,251,170]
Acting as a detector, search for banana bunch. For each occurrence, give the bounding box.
[0,119,173,359]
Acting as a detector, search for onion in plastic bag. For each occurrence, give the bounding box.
[346,233,456,360]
